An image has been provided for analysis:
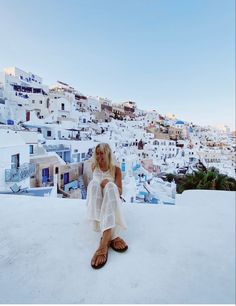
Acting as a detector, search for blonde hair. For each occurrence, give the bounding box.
[91,143,116,177]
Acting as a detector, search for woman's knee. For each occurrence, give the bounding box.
[88,180,101,191]
[104,181,118,192]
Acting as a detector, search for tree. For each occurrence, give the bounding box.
[168,167,236,193]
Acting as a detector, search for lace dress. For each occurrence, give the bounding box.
[86,167,127,237]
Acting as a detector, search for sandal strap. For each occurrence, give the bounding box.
[95,247,108,257]
[111,237,126,247]
[111,237,125,244]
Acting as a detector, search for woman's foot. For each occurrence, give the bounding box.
[91,245,108,269]
[110,237,128,253]
[91,229,112,269]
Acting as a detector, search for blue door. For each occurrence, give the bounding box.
[42,168,49,184]
[64,172,69,185]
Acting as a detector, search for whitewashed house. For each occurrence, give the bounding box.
[145,110,160,124]
[86,96,101,112]
[174,120,188,139]
[49,81,84,122]
[1,67,50,123]
[0,79,27,124]
[0,129,35,192]
[48,96,72,120]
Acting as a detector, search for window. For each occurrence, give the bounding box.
[82,153,86,159]
[32,100,35,103]
[29,145,34,154]
[47,130,52,137]
[39,100,42,104]
[11,154,20,169]
[61,103,65,110]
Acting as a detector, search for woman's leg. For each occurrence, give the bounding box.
[91,182,120,268]
[101,182,128,250]
[90,181,127,268]
[99,182,120,231]
[88,180,111,268]
[86,180,103,223]
[91,228,112,268]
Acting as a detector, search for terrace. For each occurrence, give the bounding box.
[5,163,36,182]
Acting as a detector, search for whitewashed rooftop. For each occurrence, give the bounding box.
[0,190,235,303]
[0,129,25,148]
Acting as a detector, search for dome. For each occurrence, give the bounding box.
[175,120,185,125]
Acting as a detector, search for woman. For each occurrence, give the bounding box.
[87,143,128,269]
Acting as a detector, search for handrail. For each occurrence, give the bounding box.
[5,163,36,182]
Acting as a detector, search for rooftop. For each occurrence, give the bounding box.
[0,190,235,303]
[175,120,185,125]
[0,129,26,148]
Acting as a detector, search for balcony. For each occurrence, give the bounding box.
[44,144,71,152]
[5,163,36,182]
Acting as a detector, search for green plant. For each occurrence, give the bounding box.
[171,168,236,193]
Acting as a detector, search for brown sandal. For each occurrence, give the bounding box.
[91,246,108,269]
[110,237,128,253]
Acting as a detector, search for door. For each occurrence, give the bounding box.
[42,168,49,184]
[26,111,30,121]
[64,172,69,185]
[11,154,20,169]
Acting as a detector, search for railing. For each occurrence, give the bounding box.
[5,163,36,182]
[58,109,70,113]
[44,144,71,152]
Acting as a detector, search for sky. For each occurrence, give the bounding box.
[0,0,235,129]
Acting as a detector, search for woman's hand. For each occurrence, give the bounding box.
[100,179,110,189]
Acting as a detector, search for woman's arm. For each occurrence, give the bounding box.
[115,166,122,195]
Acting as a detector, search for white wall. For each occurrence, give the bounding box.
[0,145,30,191]
[86,96,101,112]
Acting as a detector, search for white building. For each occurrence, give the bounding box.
[143,139,177,161]
[48,96,72,120]
[86,96,101,112]
[145,110,160,124]
[0,129,35,192]
[1,67,50,123]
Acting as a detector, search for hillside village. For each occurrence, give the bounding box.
[0,67,235,202]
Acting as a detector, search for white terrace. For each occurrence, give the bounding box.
[0,190,235,304]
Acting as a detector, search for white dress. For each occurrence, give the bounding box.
[86,167,127,238]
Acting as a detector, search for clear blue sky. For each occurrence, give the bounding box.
[0,0,235,129]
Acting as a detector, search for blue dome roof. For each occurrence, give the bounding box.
[175,120,185,124]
